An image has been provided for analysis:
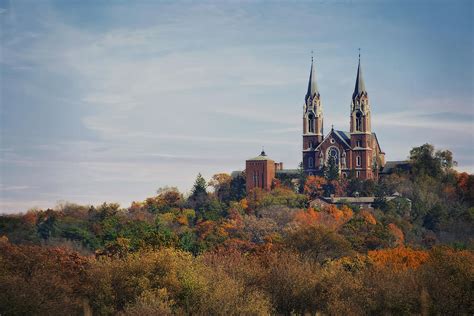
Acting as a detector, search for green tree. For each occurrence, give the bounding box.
[410,143,456,178]
[188,173,209,211]
[229,172,247,201]
[37,209,58,240]
[324,155,339,181]
[296,162,306,193]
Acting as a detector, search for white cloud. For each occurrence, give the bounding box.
[1,1,472,213]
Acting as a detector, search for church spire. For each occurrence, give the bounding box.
[352,50,367,100]
[305,53,320,102]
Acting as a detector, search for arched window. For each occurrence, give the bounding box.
[356,111,362,131]
[341,152,347,168]
[356,155,361,167]
[308,114,315,133]
[327,147,340,165]
[308,157,314,168]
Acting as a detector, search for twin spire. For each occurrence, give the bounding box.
[305,51,367,101]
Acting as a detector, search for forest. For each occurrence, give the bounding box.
[0,143,473,315]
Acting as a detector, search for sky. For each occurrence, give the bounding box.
[0,0,473,213]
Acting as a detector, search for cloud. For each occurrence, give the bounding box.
[374,110,474,133]
[1,1,472,213]
[0,185,30,191]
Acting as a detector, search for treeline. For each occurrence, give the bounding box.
[1,239,472,315]
[0,143,473,315]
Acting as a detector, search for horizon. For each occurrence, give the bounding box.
[1,0,473,213]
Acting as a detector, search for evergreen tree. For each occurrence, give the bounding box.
[229,172,247,201]
[296,162,307,193]
[325,155,339,181]
[188,173,209,211]
[191,173,207,197]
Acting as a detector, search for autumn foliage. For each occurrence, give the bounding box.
[0,144,473,315]
[368,246,429,271]
[294,205,353,229]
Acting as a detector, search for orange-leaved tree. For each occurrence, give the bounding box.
[304,176,327,199]
[368,246,429,271]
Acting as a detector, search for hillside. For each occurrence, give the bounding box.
[0,144,473,315]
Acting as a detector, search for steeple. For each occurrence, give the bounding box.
[352,51,367,100]
[305,54,320,102]
[302,52,323,175]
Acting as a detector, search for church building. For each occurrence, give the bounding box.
[240,55,387,191]
[302,55,385,179]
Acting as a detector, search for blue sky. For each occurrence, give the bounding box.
[1,0,473,213]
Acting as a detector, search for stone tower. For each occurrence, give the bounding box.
[349,55,373,179]
[302,57,323,174]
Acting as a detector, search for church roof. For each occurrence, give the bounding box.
[247,150,273,161]
[334,130,351,146]
[276,169,299,175]
[372,132,384,154]
[352,57,367,100]
[305,58,320,101]
[313,128,351,151]
[381,161,411,174]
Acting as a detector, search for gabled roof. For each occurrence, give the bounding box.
[305,58,320,101]
[372,132,383,154]
[314,129,351,151]
[334,130,351,147]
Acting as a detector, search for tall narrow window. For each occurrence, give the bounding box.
[253,171,258,186]
[328,147,340,165]
[308,114,315,133]
[356,156,361,166]
[309,141,314,149]
[308,157,314,168]
[356,112,362,131]
[356,171,360,178]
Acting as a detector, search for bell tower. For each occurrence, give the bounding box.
[350,52,373,179]
[302,54,323,174]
